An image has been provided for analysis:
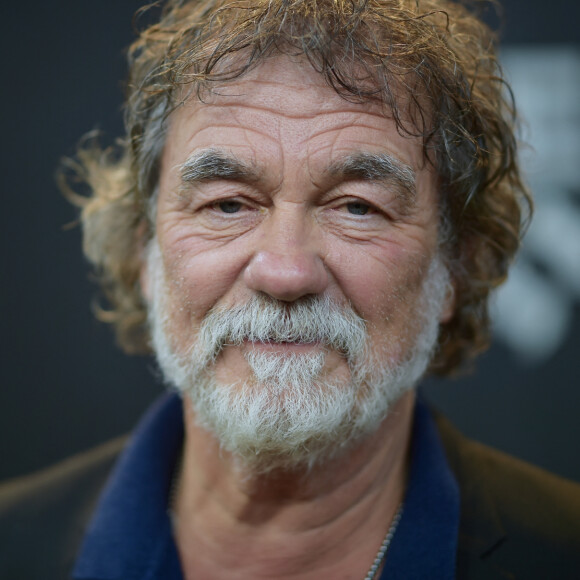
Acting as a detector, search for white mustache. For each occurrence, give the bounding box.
[197,294,368,362]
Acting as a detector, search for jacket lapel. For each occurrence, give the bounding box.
[433,411,513,579]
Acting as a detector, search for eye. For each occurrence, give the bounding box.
[216,200,243,214]
[346,201,371,215]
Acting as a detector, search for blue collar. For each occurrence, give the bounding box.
[74,394,459,579]
[73,394,184,580]
[379,399,460,579]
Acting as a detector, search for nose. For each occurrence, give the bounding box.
[243,213,329,302]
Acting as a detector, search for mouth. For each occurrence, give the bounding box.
[243,339,323,353]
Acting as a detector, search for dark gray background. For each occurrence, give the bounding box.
[1,1,579,483]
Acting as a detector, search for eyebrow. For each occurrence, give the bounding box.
[178,149,259,185]
[177,149,417,207]
[328,152,417,202]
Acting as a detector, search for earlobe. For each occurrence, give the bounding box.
[439,280,456,324]
[136,219,152,303]
[140,260,151,304]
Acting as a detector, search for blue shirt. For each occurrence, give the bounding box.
[73,393,459,579]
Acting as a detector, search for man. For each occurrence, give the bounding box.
[1,0,579,578]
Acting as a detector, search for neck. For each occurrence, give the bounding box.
[172,390,415,580]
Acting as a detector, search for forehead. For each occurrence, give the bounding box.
[161,56,432,185]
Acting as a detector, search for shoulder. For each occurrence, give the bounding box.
[433,411,580,579]
[0,436,125,580]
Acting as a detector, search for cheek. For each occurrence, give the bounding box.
[160,236,251,332]
[327,240,431,325]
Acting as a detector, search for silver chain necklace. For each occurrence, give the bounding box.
[363,503,404,580]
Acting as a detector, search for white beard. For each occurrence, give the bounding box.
[146,239,451,473]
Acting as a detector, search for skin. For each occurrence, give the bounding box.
[143,56,454,579]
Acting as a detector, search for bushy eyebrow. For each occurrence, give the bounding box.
[328,152,417,202]
[178,149,259,185]
[177,149,417,211]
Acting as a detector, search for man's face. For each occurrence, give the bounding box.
[144,56,453,469]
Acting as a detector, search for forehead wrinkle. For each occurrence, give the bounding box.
[198,91,384,123]
[209,78,345,118]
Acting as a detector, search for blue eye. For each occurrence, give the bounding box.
[217,200,242,213]
[346,202,370,215]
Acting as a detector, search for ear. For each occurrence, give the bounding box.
[439,278,456,324]
[136,219,152,304]
[140,259,151,304]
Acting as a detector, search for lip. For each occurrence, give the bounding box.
[243,339,323,353]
